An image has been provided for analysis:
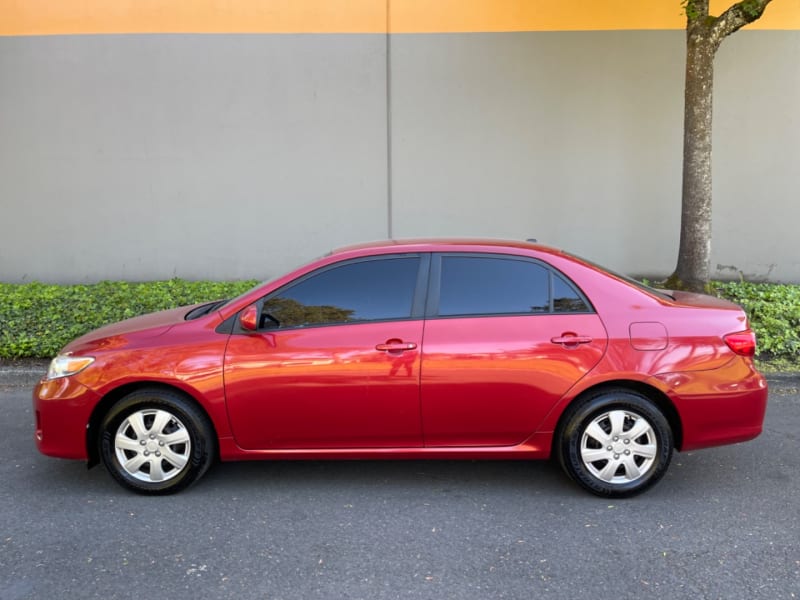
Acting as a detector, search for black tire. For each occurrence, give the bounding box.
[557,389,673,498]
[99,388,216,495]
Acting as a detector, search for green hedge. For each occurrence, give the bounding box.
[1,278,798,368]
[0,279,257,359]
[712,281,800,365]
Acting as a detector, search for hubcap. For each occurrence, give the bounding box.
[114,409,191,483]
[580,409,657,485]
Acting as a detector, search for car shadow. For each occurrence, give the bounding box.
[199,458,575,496]
[24,445,772,503]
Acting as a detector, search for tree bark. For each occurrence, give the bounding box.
[670,0,773,293]
[675,25,718,292]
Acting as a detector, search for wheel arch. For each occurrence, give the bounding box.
[551,380,683,457]
[86,381,220,468]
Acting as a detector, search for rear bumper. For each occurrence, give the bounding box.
[654,358,768,452]
[33,377,101,460]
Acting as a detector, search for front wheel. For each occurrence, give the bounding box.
[99,389,216,494]
[557,390,673,498]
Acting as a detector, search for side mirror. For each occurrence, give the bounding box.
[240,304,259,331]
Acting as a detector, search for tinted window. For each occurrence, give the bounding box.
[438,256,550,316]
[264,257,420,327]
[553,273,590,313]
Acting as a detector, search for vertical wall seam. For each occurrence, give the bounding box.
[385,0,393,239]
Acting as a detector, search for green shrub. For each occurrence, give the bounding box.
[712,281,800,365]
[0,279,257,359]
[1,278,799,369]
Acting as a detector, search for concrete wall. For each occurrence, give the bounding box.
[1,30,798,283]
[713,31,800,281]
[390,31,684,275]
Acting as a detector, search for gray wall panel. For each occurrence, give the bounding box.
[391,30,800,281]
[0,35,389,282]
[1,31,798,283]
[713,31,800,281]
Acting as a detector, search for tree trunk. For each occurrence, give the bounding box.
[674,28,718,293]
[669,0,773,292]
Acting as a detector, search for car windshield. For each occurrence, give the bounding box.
[215,253,329,312]
[214,275,279,313]
[561,251,674,301]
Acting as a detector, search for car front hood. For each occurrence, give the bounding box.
[62,304,202,354]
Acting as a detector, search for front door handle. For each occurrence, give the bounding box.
[376,341,417,352]
[551,335,593,346]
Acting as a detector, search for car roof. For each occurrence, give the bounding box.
[331,238,552,255]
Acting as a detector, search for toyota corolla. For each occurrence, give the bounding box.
[33,239,768,497]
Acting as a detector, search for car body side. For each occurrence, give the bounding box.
[33,240,768,464]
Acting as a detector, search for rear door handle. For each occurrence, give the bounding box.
[551,335,593,346]
[376,342,417,352]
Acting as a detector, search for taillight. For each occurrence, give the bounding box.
[724,330,757,357]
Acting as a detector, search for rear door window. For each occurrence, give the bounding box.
[434,255,591,317]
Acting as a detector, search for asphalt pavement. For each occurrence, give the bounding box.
[1,364,798,600]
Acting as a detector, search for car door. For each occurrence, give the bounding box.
[420,253,608,447]
[224,254,427,450]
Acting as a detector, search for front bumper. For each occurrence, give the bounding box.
[33,376,101,459]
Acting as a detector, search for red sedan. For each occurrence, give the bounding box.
[33,239,768,497]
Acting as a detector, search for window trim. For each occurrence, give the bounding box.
[241,253,430,332]
[426,252,595,319]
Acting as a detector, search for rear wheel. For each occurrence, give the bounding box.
[558,389,673,498]
[99,389,215,494]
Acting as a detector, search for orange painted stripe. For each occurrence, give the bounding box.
[392,0,800,32]
[0,0,386,35]
[1,0,798,36]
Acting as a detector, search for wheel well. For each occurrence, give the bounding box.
[552,380,683,455]
[85,381,219,468]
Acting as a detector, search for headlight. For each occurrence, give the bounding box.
[47,354,95,380]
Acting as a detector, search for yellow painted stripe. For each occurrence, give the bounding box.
[1,0,798,36]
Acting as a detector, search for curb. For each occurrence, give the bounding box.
[0,360,49,373]
[2,366,48,374]
[766,373,800,389]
